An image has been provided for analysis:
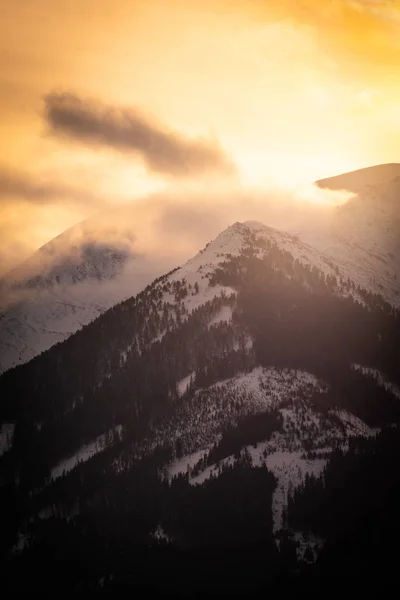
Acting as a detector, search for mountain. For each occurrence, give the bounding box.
[0,215,177,374]
[316,162,400,193]
[298,165,400,307]
[2,163,400,376]
[328,176,400,299]
[1,217,399,592]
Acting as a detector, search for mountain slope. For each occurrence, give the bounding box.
[298,165,400,306]
[0,216,348,375]
[1,198,400,593]
[2,163,400,376]
[0,217,176,374]
[316,163,400,193]
[1,219,399,573]
[328,177,400,301]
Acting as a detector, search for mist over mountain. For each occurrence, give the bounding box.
[0,211,179,374]
[3,0,400,589]
[1,165,400,376]
[0,166,399,591]
[301,166,400,307]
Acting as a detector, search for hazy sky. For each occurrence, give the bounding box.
[1,0,400,273]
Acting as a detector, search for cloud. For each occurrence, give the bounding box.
[246,0,400,73]
[0,164,112,277]
[0,165,103,207]
[43,92,236,178]
[119,185,340,261]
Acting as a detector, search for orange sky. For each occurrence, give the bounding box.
[1,0,400,273]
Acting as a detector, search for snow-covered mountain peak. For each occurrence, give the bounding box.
[316,163,400,194]
[186,219,328,275]
[0,220,176,374]
[3,156,400,376]
[134,218,367,356]
[171,226,272,308]
[2,192,400,583]
[294,168,400,307]
[2,224,136,294]
[180,221,261,274]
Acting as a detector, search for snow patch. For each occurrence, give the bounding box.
[151,525,171,543]
[0,422,14,456]
[190,456,236,486]
[206,366,325,411]
[50,425,122,480]
[333,409,378,437]
[208,305,233,328]
[189,444,327,534]
[265,451,327,533]
[353,364,400,400]
[176,372,195,397]
[166,449,209,480]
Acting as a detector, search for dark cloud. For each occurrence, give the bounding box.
[43,92,236,178]
[0,165,102,206]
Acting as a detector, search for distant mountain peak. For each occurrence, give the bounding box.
[316,163,400,193]
[1,172,399,375]
[233,220,268,230]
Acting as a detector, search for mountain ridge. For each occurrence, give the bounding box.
[316,162,400,192]
[1,211,400,590]
[2,163,400,374]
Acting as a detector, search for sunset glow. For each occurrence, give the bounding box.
[1,0,400,272]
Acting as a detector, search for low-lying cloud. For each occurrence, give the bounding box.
[0,164,116,277]
[0,165,103,207]
[44,92,236,178]
[0,174,352,279]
